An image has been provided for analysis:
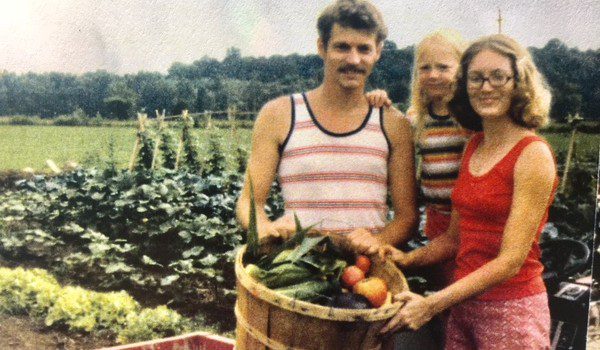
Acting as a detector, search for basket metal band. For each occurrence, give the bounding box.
[234,302,306,350]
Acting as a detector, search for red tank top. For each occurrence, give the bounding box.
[451,133,557,301]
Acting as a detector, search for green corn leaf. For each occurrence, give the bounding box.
[246,177,259,258]
[285,236,326,262]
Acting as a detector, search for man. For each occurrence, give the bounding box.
[236,0,416,253]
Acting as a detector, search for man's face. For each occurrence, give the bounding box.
[318,23,382,91]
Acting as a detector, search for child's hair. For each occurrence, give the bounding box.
[409,29,467,140]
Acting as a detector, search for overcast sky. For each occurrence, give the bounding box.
[0,0,598,75]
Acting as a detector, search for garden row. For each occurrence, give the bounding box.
[0,267,185,344]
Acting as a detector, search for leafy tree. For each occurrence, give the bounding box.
[1,39,598,122]
[104,81,138,119]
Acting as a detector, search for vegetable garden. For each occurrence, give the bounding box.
[0,114,598,348]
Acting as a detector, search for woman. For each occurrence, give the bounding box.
[380,34,557,349]
[368,29,468,288]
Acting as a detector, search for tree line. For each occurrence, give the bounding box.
[0,39,597,121]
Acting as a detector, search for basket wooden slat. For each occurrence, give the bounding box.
[235,245,409,350]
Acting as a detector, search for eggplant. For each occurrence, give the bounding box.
[329,293,371,309]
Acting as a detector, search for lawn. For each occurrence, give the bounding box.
[0,125,597,172]
[0,125,252,171]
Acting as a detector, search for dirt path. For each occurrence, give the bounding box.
[0,315,114,350]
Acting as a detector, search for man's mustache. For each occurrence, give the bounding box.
[338,65,366,74]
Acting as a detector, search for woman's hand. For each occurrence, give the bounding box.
[380,291,436,334]
[366,89,392,108]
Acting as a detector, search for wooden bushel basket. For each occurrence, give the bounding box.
[235,245,409,350]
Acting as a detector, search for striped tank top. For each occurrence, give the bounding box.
[278,93,391,234]
[418,112,469,213]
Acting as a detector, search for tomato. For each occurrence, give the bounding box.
[341,266,365,288]
[355,255,371,274]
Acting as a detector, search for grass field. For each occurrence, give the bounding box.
[0,125,597,171]
[0,125,252,171]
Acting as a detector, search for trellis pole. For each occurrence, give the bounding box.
[128,112,148,172]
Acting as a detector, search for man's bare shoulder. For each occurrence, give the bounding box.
[253,95,293,143]
[258,95,292,121]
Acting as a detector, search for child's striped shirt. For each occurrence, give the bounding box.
[418,113,469,213]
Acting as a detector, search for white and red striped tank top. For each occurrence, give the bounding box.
[277,93,391,235]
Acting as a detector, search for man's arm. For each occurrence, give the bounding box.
[379,107,418,246]
[236,96,294,240]
[347,107,418,253]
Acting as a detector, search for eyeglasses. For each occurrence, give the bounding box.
[467,71,513,89]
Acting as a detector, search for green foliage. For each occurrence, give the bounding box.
[0,267,187,343]
[117,306,186,344]
[105,136,119,176]
[245,226,347,303]
[247,178,259,259]
[180,114,202,173]
[233,145,248,174]
[0,125,252,171]
[1,39,598,121]
[158,129,177,170]
[203,132,226,177]
[134,129,155,171]
[0,167,245,308]
[104,97,135,120]
[4,115,46,125]
[0,267,61,316]
[53,111,104,127]
[548,158,597,242]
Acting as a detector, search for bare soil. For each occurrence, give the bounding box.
[0,315,115,350]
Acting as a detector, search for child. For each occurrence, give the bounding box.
[368,29,469,288]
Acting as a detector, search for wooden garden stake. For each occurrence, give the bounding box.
[46,159,62,174]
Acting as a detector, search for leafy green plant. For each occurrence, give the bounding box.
[117,306,186,344]
[134,129,155,172]
[0,267,61,316]
[158,129,177,170]
[0,267,188,344]
[203,132,227,177]
[0,167,246,311]
[180,113,201,173]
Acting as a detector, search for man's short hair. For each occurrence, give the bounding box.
[317,0,388,47]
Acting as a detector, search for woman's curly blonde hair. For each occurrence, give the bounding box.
[410,29,467,140]
[449,34,552,131]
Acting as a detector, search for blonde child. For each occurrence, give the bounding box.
[368,29,469,288]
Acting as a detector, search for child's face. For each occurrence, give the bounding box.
[417,42,460,103]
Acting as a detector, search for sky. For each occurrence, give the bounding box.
[0,0,598,75]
